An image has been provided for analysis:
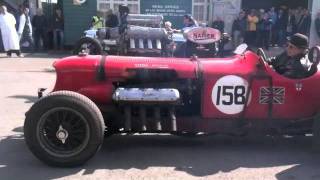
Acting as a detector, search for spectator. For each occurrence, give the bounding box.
[294,7,303,25]
[211,16,225,33]
[246,9,259,47]
[0,6,22,57]
[118,5,129,34]
[257,13,272,50]
[53,8,64,50]
[164,21,180,34]
[275,9,288,47]
[255,8,265,45]
[297,9,311,36]
[231,11,246,47]
[315,12,320,38]
[91,11,104,30]
[105,9,118,28]
[182,14,199,57]
[286,9,297,37]
[258,9,265,19]
[18,7,33,51]
[32,8,47,51]
[182,14,198,30]
[269,7,278,46]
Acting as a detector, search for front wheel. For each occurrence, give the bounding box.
[24,91,105,167]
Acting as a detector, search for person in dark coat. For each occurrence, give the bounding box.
[286,9,297,37]
[257,13,272,50]
[297,9,311,36]
[182,14,198,30]
[315,12,320,38]
[32,8,47,50]
[52,8,64,50]
[269,33,311,79]
[274,9,288,47]
[232,11,247,47]
[105,9,118,28]
[212,16,225,33]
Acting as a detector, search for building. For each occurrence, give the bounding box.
[68,0,319,46]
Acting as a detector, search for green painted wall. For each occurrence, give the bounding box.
[63,0,97,45]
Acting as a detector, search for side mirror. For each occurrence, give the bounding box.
[308,46,320,65]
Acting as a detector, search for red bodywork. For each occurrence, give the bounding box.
[52,51,320,134]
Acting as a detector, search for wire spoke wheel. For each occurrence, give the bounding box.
[25,91,105,167]
[37,107,90,158]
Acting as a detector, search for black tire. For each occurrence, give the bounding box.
[73,37,103,55]
[312,116,320,151]
[24,91,105,167]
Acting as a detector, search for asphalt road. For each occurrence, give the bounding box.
[0,52,320,180]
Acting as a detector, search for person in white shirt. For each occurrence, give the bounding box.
[0,6,22,57]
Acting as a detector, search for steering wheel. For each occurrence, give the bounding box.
[256,48,269,63]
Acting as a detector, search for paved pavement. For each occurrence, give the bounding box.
[0,51,320,180]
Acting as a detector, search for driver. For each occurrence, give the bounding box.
[269,33,312,79]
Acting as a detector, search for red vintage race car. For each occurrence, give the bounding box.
[24,45,320,167]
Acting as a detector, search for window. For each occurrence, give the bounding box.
[97,0,139,13]
[99,3,111,11]
[193,0,209,24]
[193,5,205,22]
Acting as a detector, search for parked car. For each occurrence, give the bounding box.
[24,45,320,167]
[73,13,229,58]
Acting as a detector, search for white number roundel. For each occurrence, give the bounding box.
[211,75,251,115]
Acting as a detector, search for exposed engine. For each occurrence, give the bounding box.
[126,26,167,54]
[112,88,179,131]
[110,68,201,132]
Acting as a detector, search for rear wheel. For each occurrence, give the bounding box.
[73,37,103,55]
[24,91,105,167]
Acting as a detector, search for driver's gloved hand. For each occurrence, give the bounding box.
[268,57,275,65]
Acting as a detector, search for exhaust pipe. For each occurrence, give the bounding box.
[169,107,177,131]
[140,106,147,131]
[155,107,162,131]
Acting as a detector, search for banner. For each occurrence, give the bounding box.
[140,0,192,28]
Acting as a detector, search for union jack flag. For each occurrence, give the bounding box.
[259,87,285,104]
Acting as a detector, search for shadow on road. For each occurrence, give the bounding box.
[0,127,320,179]
[23,68,56,73]
[23,52,72,59]
[7,95,38,103]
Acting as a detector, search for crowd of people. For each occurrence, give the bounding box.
[230,7,313,50]
[0,5,64,57]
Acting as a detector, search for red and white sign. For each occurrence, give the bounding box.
[185,27,221,44]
